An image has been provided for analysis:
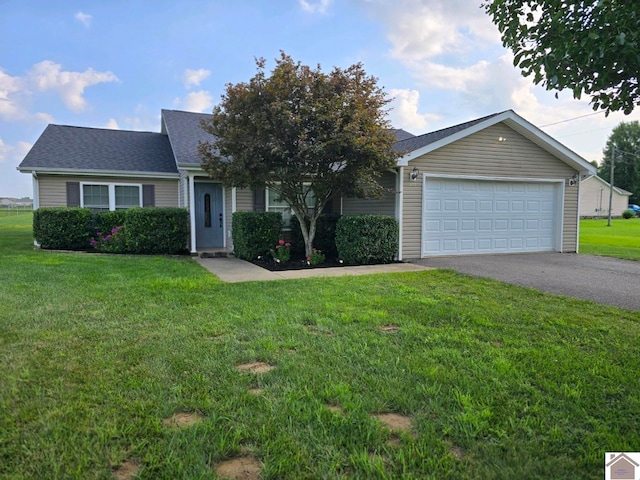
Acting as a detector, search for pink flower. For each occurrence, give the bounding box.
[104,235,112,241]
[285,242,291,247]
[278,239,285,245]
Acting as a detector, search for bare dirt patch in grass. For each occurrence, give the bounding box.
[386,434,401,448]
[214,455,261,480]
[326,404,344,415]
[248,388,264,395]
[374,413,413,433]
[112,459,140,480]
[450,445,464,459]
[235,362,275,374]
[306,325,333,336]
[162,412,203,428]
[379,324,399,332]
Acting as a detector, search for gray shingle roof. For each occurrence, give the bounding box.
[390,128,415,141]
[18,124,178,174]
[392,112,503,153]
[162,109,215,167]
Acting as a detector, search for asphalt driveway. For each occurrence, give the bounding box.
[412,253,640,311]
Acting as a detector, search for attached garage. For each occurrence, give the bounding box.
[393,110,597,259]
[422,176,562,256]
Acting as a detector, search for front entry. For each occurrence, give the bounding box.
[194,183,223,249]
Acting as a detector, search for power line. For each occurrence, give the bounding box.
[539,110,605,127]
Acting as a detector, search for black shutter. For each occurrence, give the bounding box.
[66,182,80,207]
[253,188,266,211]
[142,184,155,207]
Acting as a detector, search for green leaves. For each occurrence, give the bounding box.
[199,52,398,257]
[484,0,640,114]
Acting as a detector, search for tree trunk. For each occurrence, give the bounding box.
[291,206,317,258]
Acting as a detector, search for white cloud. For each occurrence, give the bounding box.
[0,69,26,120]
[299,0,332,14]
[75,11,92,28]
[104,118,119,129]
[0,138,31,165]
[388,89,440,132]
[183,68,211,89]
[360,0,500,62]
[28,60,118,112]
[173,90,213,113]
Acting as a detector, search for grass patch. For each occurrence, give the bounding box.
[580,217,640,260]
[0,206,33,217]
[1,214,639,479]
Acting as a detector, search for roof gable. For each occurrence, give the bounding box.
[583,175,633,195]
[162,109,215,167]
[396,110,597,175]
[18,124,178,175]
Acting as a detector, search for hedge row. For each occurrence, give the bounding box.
[231,211,283,260]
[33,207,189,255]
[233,211,398,264]
[335,215,398,265]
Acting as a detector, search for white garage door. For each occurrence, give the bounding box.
[422,177,560,256]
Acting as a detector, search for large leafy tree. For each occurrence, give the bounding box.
[600,121,640,203]
[483,1,640,114]
[199,52,398,257]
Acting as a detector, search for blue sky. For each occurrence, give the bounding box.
[2,0,639,198]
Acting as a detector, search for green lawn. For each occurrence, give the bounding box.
[2,214,639,479]
[580,217,640,260]
[0,206,33,217]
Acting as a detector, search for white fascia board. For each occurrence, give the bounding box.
[397,110,598,176]
[16,167,180,179]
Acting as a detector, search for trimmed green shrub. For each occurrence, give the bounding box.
[94,210,127,236]
[232,211,283,260]
[92,211,128,253]
[335,215,399,265]
[123,208,189,254]
[33,207,93,250]
[622,209,635,219]
[290,214,340,258]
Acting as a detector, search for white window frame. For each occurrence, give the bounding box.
[80,182,143,211]
[266,184,315,229]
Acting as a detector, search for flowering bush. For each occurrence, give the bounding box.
[307,248,325,266]
[90,225,125,253]
[270,239,291,263]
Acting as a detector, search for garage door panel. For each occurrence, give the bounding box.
[423,178,558,256]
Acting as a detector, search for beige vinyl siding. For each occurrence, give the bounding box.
[579,176,631,217]
[178,170,188,208]
[402,123,579,258]
[342,171,397,217]
[236,188,253,211]
[37,175,179,208]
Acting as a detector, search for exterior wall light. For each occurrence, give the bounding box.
[409,166,420,181]
[497,136,507,143]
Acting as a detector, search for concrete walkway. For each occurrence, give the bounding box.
[194,256,431,283]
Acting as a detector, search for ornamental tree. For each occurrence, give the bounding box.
[199,52,398,258]
[483,1,640,114]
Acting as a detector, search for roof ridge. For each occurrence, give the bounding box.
[47,124,161,135]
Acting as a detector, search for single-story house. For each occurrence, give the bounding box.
[18,109,596,258]
[579,174,633,217]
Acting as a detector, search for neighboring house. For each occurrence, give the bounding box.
[18,109,596,258]
[579,175,633,217]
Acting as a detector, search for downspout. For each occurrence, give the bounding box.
[32,172,40,247]
[397,167,404,261]
[189,174,197,254]
[32,172,40,210]
[575,174,582,253]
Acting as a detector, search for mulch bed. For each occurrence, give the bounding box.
[250,257,345,271]
[250,256,403,272]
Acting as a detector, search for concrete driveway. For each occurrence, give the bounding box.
[412,253,640,311]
